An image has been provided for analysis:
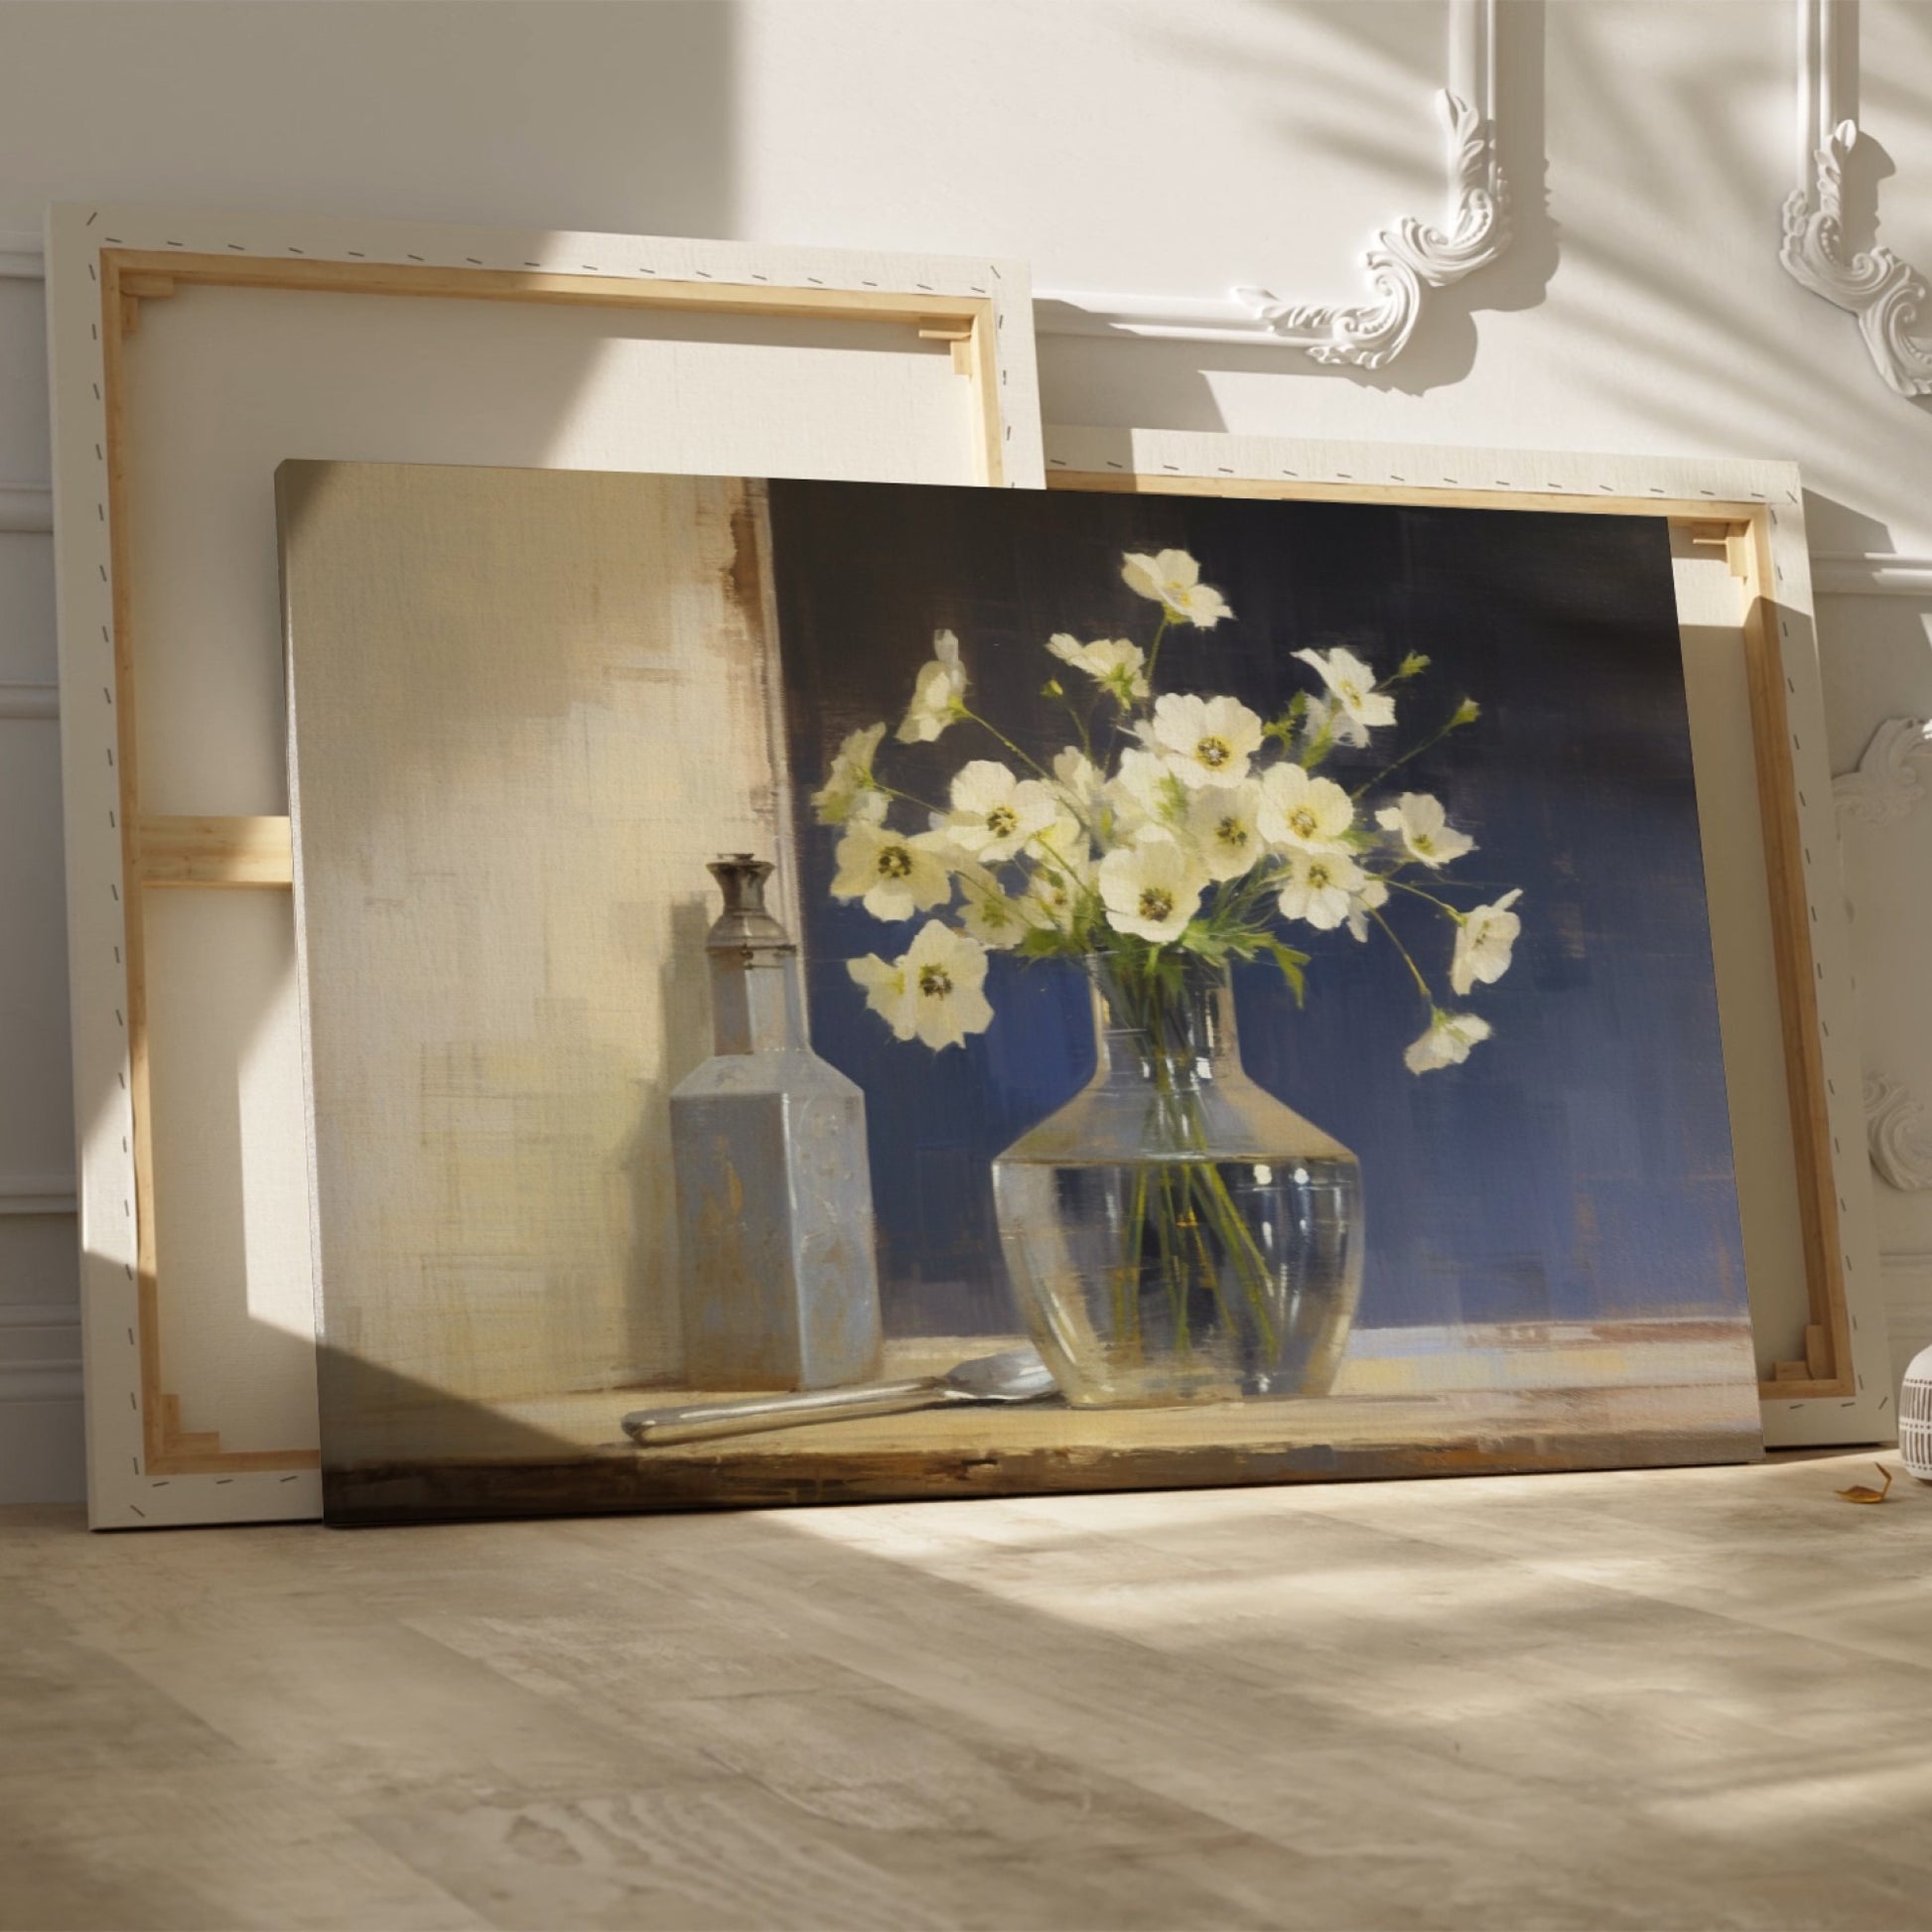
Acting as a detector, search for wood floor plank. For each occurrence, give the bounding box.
[5,1454,1932,1930]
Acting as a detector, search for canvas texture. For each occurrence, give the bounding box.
[281,463,1763,1522]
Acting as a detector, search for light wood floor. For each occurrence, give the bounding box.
[5,1450,1932,1931]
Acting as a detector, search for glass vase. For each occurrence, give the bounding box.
[992,957,1363,1408]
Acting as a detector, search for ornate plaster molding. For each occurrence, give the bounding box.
[1781,0,1932,399]
[1864,1073,1932,1191]
[1036,0,1509,367]
[1833,717,1932,826]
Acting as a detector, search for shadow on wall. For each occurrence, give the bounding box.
[0,3,739,239]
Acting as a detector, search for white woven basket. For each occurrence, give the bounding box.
[1901,1344,1932,1480]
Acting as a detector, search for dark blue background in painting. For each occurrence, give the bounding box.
[766,481,1748,1339]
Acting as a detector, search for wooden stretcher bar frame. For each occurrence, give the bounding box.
[1041,425,1889,1449]
[47,203,1042,1525]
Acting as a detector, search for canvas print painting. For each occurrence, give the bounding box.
[279,461,1763,1524]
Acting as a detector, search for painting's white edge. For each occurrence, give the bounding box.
[1780,0,1932,399]
[1042,422,1893,1450]
[1035,0,1508,367]
[47,201,1046,1531]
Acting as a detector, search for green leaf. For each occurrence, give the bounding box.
[1262,691,1310,750]
[1016,927,1069,959]
[1262,936,1310,1006]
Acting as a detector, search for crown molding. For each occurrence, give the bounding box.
[1780,0,1932,399]
[1834,717,1932,826]
[1035,0,1509,368]
[1864,1073,1932,1192]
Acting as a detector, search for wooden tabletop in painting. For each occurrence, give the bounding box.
[324,1321,1764,1521]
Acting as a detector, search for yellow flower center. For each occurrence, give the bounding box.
[1139,887,1174,921]
[986,805,1018,838]
[1339,680,1363,706]
[1413,833,1435,856]
[918,965,953,999]
[1307,862,1332,890]
[1216,817,1248,849]
[1288,806,1317,838]
[1195,736,1231,769]
[877,846,913,880]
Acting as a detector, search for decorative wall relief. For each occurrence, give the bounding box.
[1833,717,1932,827]
[1863,1074,1932,1192]
[1781,0,1932,399]
[1837,719,1932,1194]
[1035,0,1510,368]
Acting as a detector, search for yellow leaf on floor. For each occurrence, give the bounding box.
[1835,1463,1894,1504]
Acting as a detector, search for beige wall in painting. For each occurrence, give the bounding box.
[281,463,787,1424]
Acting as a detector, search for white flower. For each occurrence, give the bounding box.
[1103,747,1187,843]
[848,920,994,1051]
[830,819,955,921]
[1344,875,1390,943]
[897,628,968,744]
[810,723,889,826]
[1450,889,1524,996]
[1149,693,1264,790]
[1295,647,1396,740]
[939,759,1059,865]
[1097,840,1207,944]
[1376,791,1476,869]
[1404,1009,1493,1075]
[1304,693,1368,752]
[953,864,1035,951]
[1275,848,1365,931]
[1255,762,1355,855]
[1047,633,1149,706]
[1051,747,1109,825]
[1184,781,1266,883]
[1122,549,1232,628]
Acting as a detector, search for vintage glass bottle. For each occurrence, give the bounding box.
[992,956,1363,1408]
[670,855,883,1390]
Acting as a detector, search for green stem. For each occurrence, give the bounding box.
[1106,970,1285,1370]
[1381,876,1468,921]
[877,780,947,818]
[1117,1165,1149,1356]
[1366,905,1438,1006]
[1142,612,1174,692]
[962,708,1053,781]
[1350,704,1471,800]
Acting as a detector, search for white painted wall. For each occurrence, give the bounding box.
[3,0,1928,1502]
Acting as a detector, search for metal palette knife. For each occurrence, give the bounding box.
[623,1346,1057,1447]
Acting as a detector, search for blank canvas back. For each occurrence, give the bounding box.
[281,461,788,1464]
